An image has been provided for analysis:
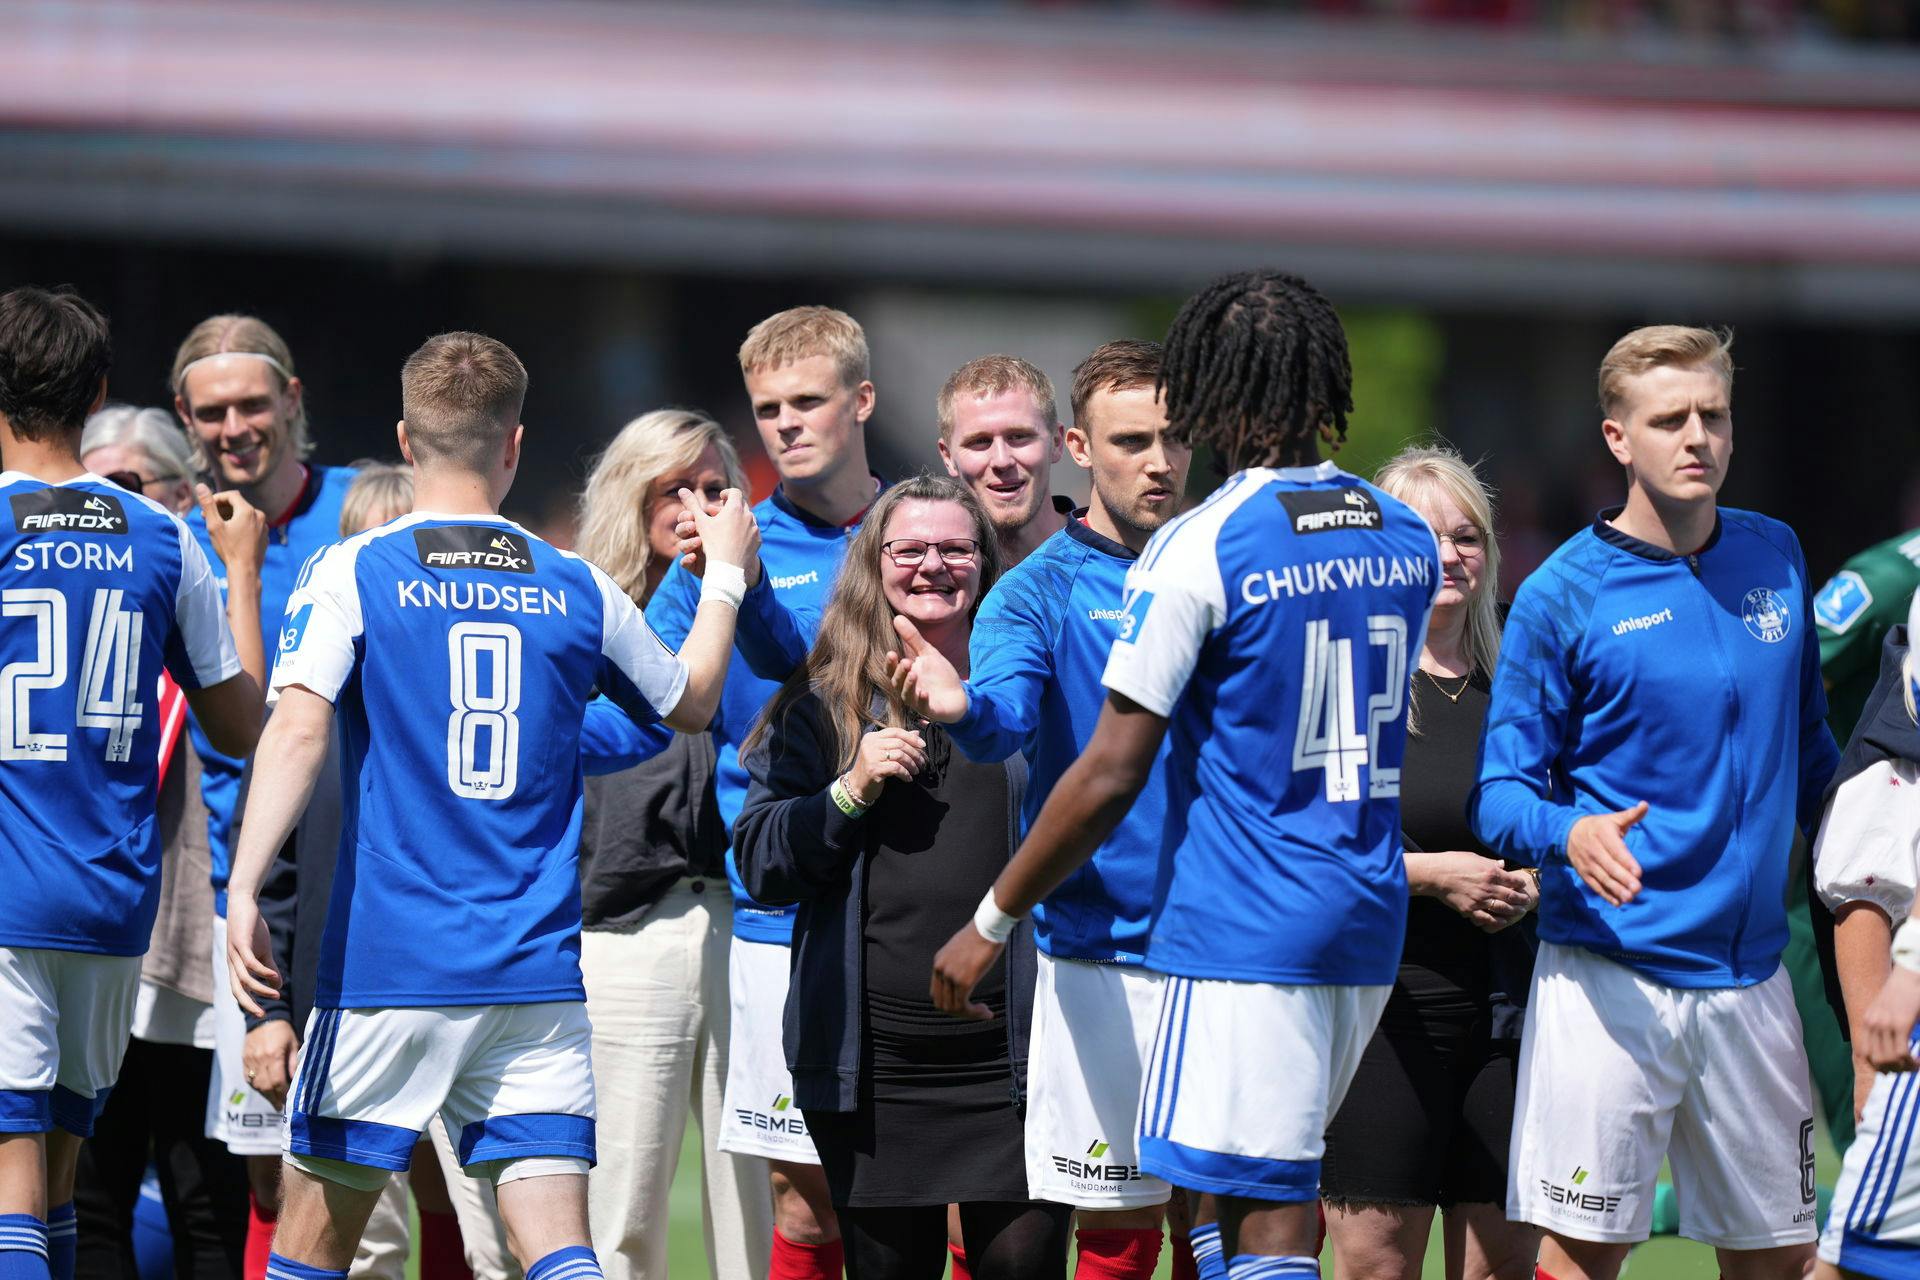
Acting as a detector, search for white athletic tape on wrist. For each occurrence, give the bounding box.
[973,889,1020,944]
[701,561,747,610]
[1894,918,1920,975]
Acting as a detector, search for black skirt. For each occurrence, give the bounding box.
[805,991,1028,1208]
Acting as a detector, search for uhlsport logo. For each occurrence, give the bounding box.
[1539,1166,1621,1217]
[10,487,129,534]
[1051,1138,1143,1188]
[413,525,534,574]
[735,1093,808,1138]
[1741,587,1791,643]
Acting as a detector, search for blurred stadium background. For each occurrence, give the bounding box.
[6,1,1914,1276]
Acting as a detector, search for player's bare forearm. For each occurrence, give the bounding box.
[227,687,334,902]
[663,595,741,732]
[225,575,267,693]
[992,694,1166,916]
[1835,901,1896,1035]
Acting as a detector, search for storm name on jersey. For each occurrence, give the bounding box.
[10,490,137,572]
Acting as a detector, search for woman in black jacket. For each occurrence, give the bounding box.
[735,474,1071,1280]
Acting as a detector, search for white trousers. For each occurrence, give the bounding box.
[582,882,772,1280]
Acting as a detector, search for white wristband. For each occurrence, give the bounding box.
[701,561,747,610]
[972,888,1020,945]
[1894,918,1920,975]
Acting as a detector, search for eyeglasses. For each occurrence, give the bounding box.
[881,538,981,568]
[104,470,185,495]
[1436,528,1486,556]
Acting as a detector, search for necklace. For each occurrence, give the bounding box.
[1421,668,1472,704]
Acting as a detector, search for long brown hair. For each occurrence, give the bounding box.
[745,473,1001,771]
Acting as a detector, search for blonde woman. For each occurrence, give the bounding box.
[1321,446,1539,1280]
[572,410,774,1280]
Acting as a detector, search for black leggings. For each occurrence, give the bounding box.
[73,1037,250,1280]
[840,1201,1073,1280]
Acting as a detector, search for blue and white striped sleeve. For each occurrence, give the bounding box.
[168,518,240,690]
[594,564,687,726]
[268,541,361,705]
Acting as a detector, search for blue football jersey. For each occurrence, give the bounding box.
[270,513,687,1007]
[1103,463,1441,985]
[647,485,866,945]
[188,463,353,910]
[0,473,239,955]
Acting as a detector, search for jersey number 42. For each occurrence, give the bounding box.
[1292,615,1408,803]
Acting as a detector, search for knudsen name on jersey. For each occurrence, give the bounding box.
[11,488,129,534]
[413,525,534,573]
[1278,487,1382,535]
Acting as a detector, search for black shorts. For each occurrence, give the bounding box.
[1320,968,1518,1209]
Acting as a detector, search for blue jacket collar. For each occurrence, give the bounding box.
[1592,505,1723,562]
[1063,508,1139,562]
[768,473,886,530]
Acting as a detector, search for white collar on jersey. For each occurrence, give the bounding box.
[1269,460,1345,483]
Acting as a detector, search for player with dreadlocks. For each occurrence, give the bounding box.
[929,269,1442,1280]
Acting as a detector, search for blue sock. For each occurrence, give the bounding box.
[526,1246,601,1280]
[1190,1224,1228,1280]
[0,1215,50,1280]
[264,1253,348,1280]
[43,1204,72,1280]
[1227,1255,1319,1280]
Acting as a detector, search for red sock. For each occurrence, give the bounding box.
[1536,1269,1561,1280]
[1314,1202,1327,1257]
[417,1210,473,1280]
[770,1230,844,1280]
[244,1189,275,1280]
[1168,1229,1199,1280]
[949,1242,973,1280]
[1074,1228,1163,1280]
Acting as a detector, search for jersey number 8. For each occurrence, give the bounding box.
[446,621,521,802]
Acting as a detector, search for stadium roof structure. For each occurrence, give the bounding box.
[3,0,1919,317]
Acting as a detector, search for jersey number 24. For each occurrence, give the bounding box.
[1,587,147,764]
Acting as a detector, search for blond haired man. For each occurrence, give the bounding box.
[936,354,1070,568]
[648,305,882,1280]
[1472,327,1839,1280]
[223,331,756,1280]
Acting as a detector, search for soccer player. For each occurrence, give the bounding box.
[170,314,355,1223]
[1471,326,1839,1280]
[221,332,755,1280]
[1812,589,1920,1280]
[647,306,880,1280]
[936,355,1072,567]
[929,269,1443,1280]
[0,285,264,1280]
[889,340,1190,1280]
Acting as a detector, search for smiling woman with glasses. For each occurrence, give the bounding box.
[81,404,200,514]
[736,473,1077,1280]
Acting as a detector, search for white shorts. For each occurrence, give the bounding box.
[1137,974,1388,1201]
[131,979,215,1050]
[1820,1031,1920,1280]
[0,947,140,1136]
[717,937,815,1163]
[206,914,286,1155]
[1025,955,1171,1210]
[286,1001,596,1179]
[1509,942,1817,1249]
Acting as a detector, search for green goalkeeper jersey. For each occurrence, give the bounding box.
[1816,527,1920,741]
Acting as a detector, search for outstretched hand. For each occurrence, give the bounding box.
[223,893,282,1018]
[884,616,969,724]
[675,489,763,587]
[1861,966,1920,1073]
[1567,801,1648,907]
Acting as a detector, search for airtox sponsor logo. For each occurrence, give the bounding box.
[735,1093,808,1137]
[1278,487,1383,535]
[413,526,534,574]
[11,488,128,534]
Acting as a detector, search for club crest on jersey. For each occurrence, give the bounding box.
[1813,571,1871,634]
[1277,487,1382,535]
[413,526,534,574]
[1741,587,1791,643]
[10,487,129,534]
